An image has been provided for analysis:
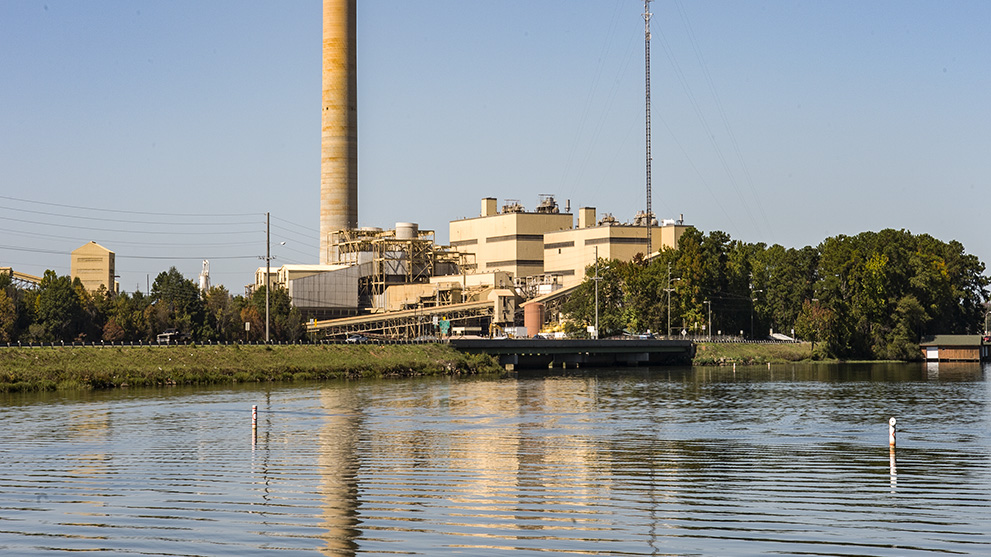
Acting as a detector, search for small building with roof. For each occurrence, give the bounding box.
[919,335,990,362]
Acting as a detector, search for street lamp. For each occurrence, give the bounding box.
[593,246,601,340]
[664,262,681,339]
[749,273,763,339]
[703,300,711,341]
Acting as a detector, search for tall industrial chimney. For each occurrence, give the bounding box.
[320,0,358,264]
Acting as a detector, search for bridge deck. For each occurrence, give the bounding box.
[450,338,695,369]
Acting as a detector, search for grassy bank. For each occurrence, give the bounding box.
[0,344,502,392]
[693,342,814,365]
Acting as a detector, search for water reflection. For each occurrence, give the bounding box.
[317,388,362,555]
[0,363,989,555]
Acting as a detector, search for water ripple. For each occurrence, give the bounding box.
[0,365,988,555]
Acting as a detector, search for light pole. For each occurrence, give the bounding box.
[703,300,712,341]
[749,273,763,339]
[664,262,680,338]
[593,246,600,340]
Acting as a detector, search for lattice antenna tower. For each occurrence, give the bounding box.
[643,0,653,255]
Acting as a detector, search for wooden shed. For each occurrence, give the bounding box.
[919,335,990,362]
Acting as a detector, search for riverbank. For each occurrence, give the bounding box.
[693,341,814,365]
[0,344,503,392]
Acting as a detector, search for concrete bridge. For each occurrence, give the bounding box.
[450,338,695,370]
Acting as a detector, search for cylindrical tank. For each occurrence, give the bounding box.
[395,222,418,240]
[524,302,545,338]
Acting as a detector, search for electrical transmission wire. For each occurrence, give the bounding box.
[0,194,258,218]
[673,0,771,239]
[0,205,256,226]
[654,20,764,239]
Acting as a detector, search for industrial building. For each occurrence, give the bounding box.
[449,196,573,279]
[300,0,690,339]
[543,208,690,287]
[70,241,117,294]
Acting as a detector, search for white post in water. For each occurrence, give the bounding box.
[252,405,258,431]
[888,417,896,447]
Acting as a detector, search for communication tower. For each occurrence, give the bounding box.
[643,0,653,254]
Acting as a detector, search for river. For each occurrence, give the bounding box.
[1,362,988,556]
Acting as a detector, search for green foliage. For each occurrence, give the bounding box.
[150,267,204,337]
[0,344,503,392]
[0,288,15,342]
[561,228,989,360]
[35,270,84,342]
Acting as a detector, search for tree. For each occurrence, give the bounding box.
[106,291,151,342]
[204,285,241,342]
[151,267,205,338]
[561,258,628,338]
[0,288,15,342]
[34,271,84,342]
[102,318,125,342]
[795,299,835,357]
[240,305,263,342]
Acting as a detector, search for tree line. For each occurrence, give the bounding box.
[562,228,989,360]
[0,267,305,344]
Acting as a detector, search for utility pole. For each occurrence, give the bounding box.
[704,300,711,341]
[643,0,653,255]
[664,262,680,339]
[666,263,671,339]
[749,272,763,339]
[265,212,270,343]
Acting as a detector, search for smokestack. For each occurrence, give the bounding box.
[320,0,358,264]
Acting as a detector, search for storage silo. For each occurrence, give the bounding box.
[395,222,418,240]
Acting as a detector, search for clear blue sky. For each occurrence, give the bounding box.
[2,1,989,293]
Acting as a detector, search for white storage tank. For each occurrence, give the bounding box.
[396,222,418,240]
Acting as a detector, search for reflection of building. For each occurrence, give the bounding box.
[450,197,573,279]
[543,208,690,287]
[70,241,117,294]
[318,387,362,555]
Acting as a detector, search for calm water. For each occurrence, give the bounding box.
[1,362,989,556]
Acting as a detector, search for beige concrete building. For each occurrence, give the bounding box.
[449,197,572,279]
[70,241,116,294]
[543,208,691,287]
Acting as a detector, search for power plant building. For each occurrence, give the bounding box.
[449,197,573,279]
[543,208,691,287]
[70,241,117,294]
[255,263,360,319]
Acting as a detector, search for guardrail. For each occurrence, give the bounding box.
[2,337,804,349]
[1,339,444,348]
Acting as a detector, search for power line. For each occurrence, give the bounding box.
[0,205,257,226]
[0,226,259,247]
[0,215,258,236]
[0,194,258,218]
[271,215,319,234]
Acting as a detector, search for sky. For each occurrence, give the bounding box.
[2,0,989,294]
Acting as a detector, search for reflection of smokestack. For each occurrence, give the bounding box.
[320,0,357,264]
